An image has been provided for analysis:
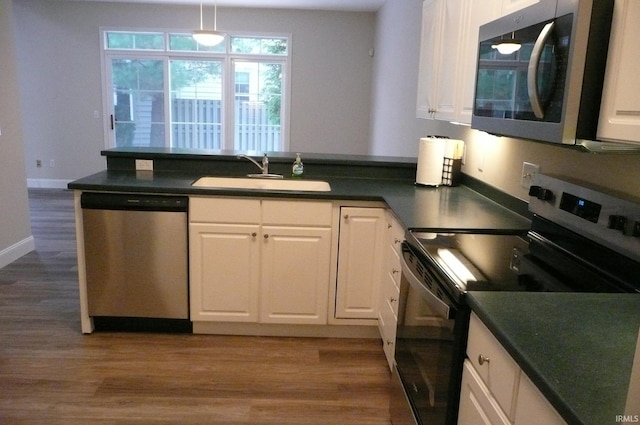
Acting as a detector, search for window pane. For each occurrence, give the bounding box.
[106,32,164,50]
[169,33,225,53]
[111,59,165,147]
[231,37,287,55]
[170,60,223,149]
[233,61,282,151]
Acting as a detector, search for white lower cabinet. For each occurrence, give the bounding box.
[334,207,386,319]
[189,221,261,322]
[459,312,567,425]
[459,360,512,425]
[189,197,332,325]
[514,373,567,425]
[260,225,331,324]
[378,210,404,370]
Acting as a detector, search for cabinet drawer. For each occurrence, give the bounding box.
[379,298,397,370]
[190,197,260,224]
[387,212,404,254]
[466,312,520,420]
[262,200,332,226]
[382,269,400,317]
[386,243,401,287]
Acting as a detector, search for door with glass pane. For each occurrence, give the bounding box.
[110,58,166,148]
[232,61,283,152]
[170,60,223,149]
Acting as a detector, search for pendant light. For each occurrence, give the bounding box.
[491,32,521,55]
[193,0,225,47]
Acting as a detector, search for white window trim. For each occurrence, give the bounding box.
[100,27,292,152]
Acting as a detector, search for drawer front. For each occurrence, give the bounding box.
[387,212,404,254]
[262,200,332,226]
[467,312,520,420]
[379,298,397,370]
[386,243,401,288]
[190,197,260,223]
[382,268,400,317]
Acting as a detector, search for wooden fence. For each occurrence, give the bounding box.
[171,99,280,151]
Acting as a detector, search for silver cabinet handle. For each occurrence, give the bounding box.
[251,232,257,237]
[389,297,397,303]
[386,340,393,346]
[478,354,490,366]
[264,234,269,239]
[392,268,399,275]
[343,214,349,220]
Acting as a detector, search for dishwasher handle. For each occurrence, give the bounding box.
[81,193,188,212]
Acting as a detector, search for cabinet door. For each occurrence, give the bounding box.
[416,0,444,119]
[458,360,512,425]
[189,223,260,322]
[597,0,640,144]
[432,0,464,122]
[335,207,386,319]
[260,226,331,324]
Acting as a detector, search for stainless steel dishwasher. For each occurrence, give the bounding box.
[81,193,189,328]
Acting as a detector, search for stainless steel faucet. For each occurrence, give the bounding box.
[237,153,269,175]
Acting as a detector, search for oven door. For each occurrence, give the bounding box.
[391,243,468,425]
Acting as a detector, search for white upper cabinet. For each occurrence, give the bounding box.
[416,0,502,124]
[500,0,542,16]
[597,0,640,144]
[416,0,445,119]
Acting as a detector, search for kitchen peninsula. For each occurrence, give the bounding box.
[67,148,640,425]
[69,148,529,333]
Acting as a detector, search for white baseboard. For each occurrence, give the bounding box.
[27,179,71,189]
[0,236,35,269]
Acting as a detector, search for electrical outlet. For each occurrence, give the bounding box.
[36,159,42,168]
[521,162,540,190]
[49,159,55,168]
[135,159,154,171]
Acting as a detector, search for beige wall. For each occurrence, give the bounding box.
[13,0,375,184]
[0,0,34,267]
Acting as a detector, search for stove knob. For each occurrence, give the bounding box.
[608,215,627,231]
[529,185,553,201]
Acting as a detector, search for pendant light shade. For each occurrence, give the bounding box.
[193,1,225,47]
[491,41,522,55]
[491,32,521,55]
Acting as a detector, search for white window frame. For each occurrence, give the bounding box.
[100,27,292,152]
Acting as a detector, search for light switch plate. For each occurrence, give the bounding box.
[135,159,154,171]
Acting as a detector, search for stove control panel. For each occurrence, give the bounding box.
[529,174,640,262]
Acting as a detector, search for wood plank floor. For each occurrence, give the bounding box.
[0,189,392,424]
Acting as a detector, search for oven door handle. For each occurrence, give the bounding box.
[400,252,452,320]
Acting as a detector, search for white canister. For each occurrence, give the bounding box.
[416,137,446,186]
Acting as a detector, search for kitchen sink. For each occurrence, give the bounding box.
[191,176,331,192]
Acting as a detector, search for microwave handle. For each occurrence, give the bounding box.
[400,251,452,320]
[527,21,555,119]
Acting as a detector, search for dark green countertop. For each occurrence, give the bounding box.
[468,292,640,425]
[68,169,530,232]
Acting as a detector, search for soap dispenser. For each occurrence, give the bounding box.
[292,153,304,178]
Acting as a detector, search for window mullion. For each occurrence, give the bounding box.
[224,57,234,150]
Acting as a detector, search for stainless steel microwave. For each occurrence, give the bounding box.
[471,0,614,146]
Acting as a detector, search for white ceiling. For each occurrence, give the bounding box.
[62,0,387,12]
